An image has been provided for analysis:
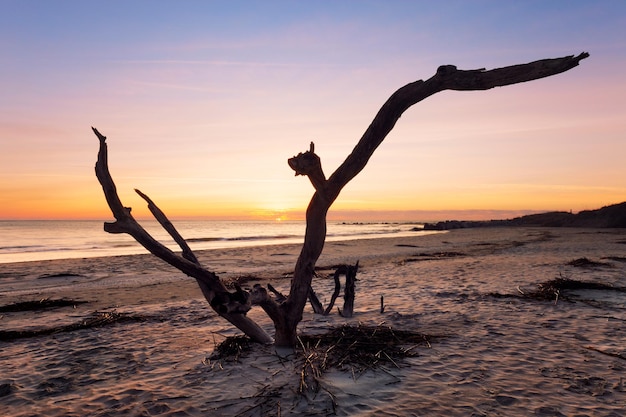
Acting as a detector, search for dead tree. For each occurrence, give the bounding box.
[93,52,588,349]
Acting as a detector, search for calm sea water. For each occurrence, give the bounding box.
[0,220,427,264]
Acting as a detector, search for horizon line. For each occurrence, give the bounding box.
[0,207,590,223]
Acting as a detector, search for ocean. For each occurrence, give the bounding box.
[0,220,428,264]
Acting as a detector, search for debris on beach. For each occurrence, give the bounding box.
[531,277,626,302]
[210,324,435,370]
[297,324,434,372]
[209,335,253,362]
[0,310,151,342]
[490,276,626,308]
[0,298,88,313]
[567,257,611,268]
[209,323,436,391]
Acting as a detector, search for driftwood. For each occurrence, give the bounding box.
[93,52,588,348]
[307,286,325,314]
[340,262,358,318]
[317,262,359,316]
[324,269,343,316]
[0,311,148,342]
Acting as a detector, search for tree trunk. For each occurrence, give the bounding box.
[341,262,358,318]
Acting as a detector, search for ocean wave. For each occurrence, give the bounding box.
[327,228,403,238]
[186,234,300,243]
[185,229,409,244]
[0,220,426,263]
[0,245,70,254]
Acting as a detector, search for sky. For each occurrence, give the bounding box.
[1,1,625,221]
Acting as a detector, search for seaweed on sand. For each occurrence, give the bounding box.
[0,298,88,313]
[297,324,437,395]
[400,251,466,264]
[489,276,626,306]
[567,257,610,268]
[298,324,434,372]
[210,335,253,362]
[0,311,150,342]
[209,324,438,396]
[526,277,626,302]
[211,324,434,369]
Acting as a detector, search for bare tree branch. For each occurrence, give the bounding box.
[288,142,327,193]
[329,53,589,191]
[134,188,198,264]
[323,267,343,316]
[92,127,273,344]
[280,52,589,347]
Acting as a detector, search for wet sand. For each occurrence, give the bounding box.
[1,227,625,416]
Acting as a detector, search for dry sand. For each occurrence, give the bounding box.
[1,227,625,416]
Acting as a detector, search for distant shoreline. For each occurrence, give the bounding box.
[424,201,626,230]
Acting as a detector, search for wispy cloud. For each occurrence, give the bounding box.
[110,59,318,69]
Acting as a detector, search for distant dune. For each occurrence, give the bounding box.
[423,201,626,230]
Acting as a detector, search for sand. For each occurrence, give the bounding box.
[1,227,625,416]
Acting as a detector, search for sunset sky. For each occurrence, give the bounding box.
[1,1,625,221]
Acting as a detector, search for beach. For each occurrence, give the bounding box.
[1,227,625,416]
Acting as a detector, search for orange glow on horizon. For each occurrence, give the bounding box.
[2,3,625,222]
[1,163,624,221]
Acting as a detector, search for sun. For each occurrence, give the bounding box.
[248,207,294,222]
